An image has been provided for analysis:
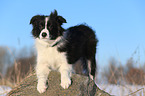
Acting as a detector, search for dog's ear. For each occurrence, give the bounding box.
[50,10,58,18]
[53,10,58,17]
[56,16,67,25]
[30,15,41,25]
[50,10,67,25]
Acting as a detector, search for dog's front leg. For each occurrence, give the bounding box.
[36,63,50,93]
[59,65,72,89]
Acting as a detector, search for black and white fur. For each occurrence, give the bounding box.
[30,10,98,93]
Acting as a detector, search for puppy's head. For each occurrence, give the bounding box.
[30,10,66,43]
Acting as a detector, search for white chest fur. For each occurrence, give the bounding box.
[35,39,68,70]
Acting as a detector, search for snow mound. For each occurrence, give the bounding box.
[98,84,145,96]
[0,86,11,96]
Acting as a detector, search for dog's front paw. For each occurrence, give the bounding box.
[60,78,71,89]
[37,82,47,93]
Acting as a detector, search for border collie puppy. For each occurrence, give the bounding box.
[30,10,98,93]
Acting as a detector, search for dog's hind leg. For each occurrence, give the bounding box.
[87,56,96,80]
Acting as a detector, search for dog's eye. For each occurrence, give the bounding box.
[39,25,43,29]
[39,23,44,29]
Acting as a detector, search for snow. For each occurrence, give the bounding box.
[0,85,144,96]
[98,84,145,96]
[0,86,11,96]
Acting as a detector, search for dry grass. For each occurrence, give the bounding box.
[1,62,145,96]
[100,61,145,95]
[0,72,14,88]
[0,67,33,88]
[100,65,145,96]
[99,47,145,96]
[0,47,145,96]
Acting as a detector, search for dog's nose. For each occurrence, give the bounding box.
[42,32,47,38]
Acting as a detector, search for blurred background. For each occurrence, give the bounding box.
[0,0,145,95]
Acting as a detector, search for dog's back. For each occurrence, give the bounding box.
[58,24,98,79]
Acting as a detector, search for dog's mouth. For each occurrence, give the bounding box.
[46,39,56,44]
[40,36,62,47]
[41,38,55,44]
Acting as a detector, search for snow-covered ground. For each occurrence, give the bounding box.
[98,84,145,96]
[0,86,11,96]
[0,85,144,96]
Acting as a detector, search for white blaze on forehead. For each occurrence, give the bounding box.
[45,17,49,29]
[39,17,49,39]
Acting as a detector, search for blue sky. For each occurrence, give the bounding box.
[0,0,145,68]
